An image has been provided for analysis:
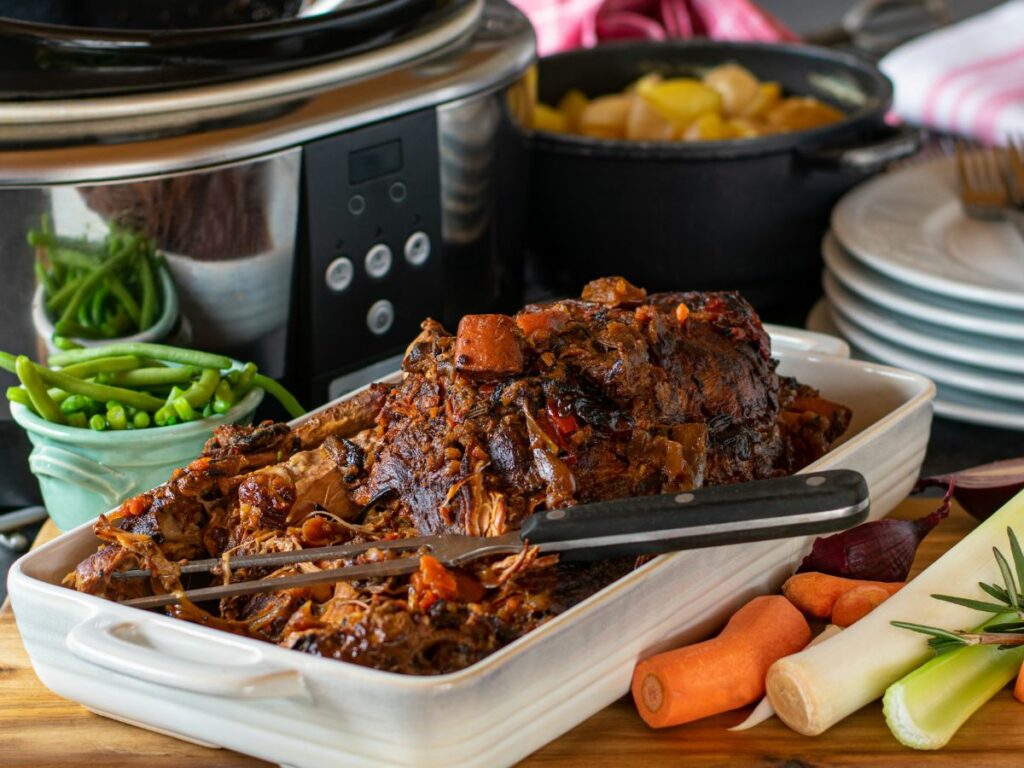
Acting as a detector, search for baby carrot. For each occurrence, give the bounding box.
[830,584,898,627]
[782,572,904,620]
[631,595,810,729]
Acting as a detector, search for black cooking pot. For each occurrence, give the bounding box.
[528,41,920,315]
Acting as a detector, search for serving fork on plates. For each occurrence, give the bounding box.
[119,470,869,610]
[955,141,1024,241]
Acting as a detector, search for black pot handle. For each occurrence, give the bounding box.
[801,126,923,174]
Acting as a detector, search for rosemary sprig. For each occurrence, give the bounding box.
[892,527,1024,654]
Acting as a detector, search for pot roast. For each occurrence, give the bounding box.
[65,277,851,675]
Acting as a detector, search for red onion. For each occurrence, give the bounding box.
[915,457,1024,521]
[796,482,954,582]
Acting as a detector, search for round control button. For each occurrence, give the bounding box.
[366,299,395,336]
[324,256,354,292]
[364,243,393,279]
[404,231,431,266]
[389,182,408,203]
[348,194,366,215]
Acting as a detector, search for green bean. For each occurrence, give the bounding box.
[89,414,106,431]
[138,251,157,331]
[28,231,107,258]
[33,365,164,411]
[16,355,66,424]
[180,368,220,409]
[100,312,132,338]
[212,379,235,414]
[90,283,109,327]
[34,261,57,298]
[102,366,194,388]
[44,274,85,314]
[0,351,15,374]
[54,248,132,337]
[50,343,232,371]
[52,321,103,340]
[6,386,36,413]
[253,373,306,419]
[48,388,70,404]
[232,362,258,398]
[172,397,198,421]
[60,395,99,415]
[106,276,141,326]
[133,411,150,429]
[107,405,128,430]
[57,355,141,379]
[52,336,84,351]
[50,247,100,271]
[76,297,91,328]
[154,405,174,426]
[202,403,213,418]
[67,412,88,429]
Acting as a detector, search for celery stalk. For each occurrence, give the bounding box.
[766,489,1024,736]
[884,613,1024,750]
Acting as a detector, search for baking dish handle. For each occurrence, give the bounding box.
[801,126,923,175]
[67,615,306,699]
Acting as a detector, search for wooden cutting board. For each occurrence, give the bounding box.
[3,498,1023,767]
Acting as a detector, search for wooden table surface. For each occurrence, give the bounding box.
[3,498,1022,767]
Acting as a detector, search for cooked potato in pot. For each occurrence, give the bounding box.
[535,63,844,142]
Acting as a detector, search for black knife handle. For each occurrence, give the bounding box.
[518,469,869,561]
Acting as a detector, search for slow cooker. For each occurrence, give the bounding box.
[0,0,535,507]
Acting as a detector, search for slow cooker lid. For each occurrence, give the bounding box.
[0,0,471,99]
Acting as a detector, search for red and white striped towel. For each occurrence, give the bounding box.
[880,0,1024,146]
[511,0,796,57]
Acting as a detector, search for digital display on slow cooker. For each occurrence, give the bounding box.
[349,139,403,184]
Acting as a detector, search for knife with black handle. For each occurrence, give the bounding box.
[123,469,869,609]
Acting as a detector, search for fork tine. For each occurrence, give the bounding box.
[1003,135,1024,203]
[955,140,970,192]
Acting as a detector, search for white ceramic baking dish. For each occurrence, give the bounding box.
[8,344,934,768]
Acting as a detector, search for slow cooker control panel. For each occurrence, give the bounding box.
[301,109,444,396]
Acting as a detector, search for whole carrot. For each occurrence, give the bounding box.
[782,572,903,619]
[631,595,810,729]
[831,584,899,627]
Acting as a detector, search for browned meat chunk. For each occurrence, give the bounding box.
[65,278,850,676]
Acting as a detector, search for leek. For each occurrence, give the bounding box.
[884,612,1024,750]
[766,488,1024,736]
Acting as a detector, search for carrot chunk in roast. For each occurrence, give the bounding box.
[455,314,524,376]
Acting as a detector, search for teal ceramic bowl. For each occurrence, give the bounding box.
[10,386,264,531]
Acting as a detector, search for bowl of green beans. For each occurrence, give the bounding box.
[28,225,180,352]
[2,342,306,531]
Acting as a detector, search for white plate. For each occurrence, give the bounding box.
[9,346,934,768]
[831,156,1024,310]
[822,271,1024,374]
[808,298,1024,431]
[829,302,1024,402]
[822,231,1024,341]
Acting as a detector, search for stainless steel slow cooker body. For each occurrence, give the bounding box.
[0,0,536,391]
[0,0,535,506]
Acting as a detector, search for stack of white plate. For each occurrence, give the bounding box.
[809,155,1024,431]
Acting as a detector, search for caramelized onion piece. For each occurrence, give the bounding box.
[580,276,647,306]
